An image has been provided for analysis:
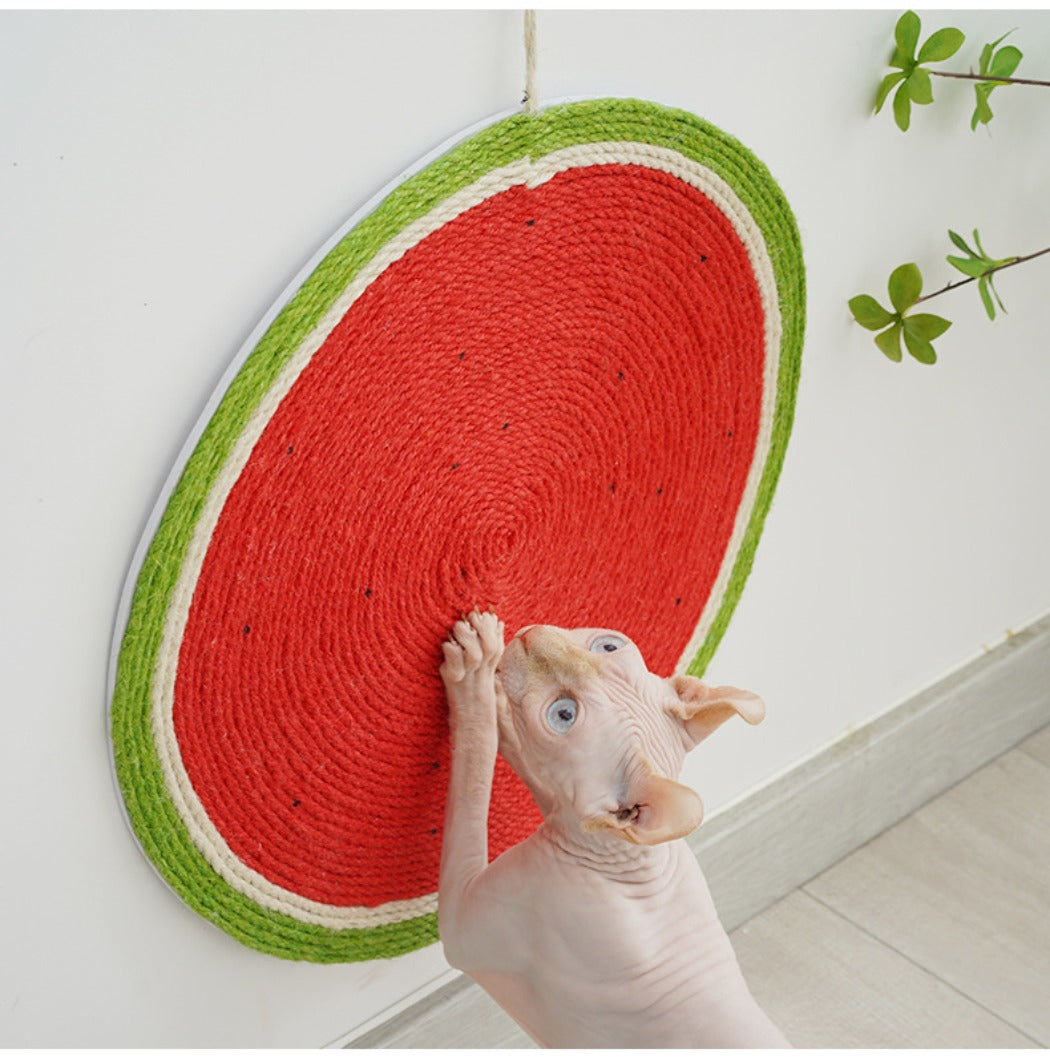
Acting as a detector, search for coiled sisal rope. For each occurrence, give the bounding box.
[109,98,805,962]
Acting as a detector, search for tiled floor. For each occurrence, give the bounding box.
[734,724,1050,1048]
[358,725,1050,1048]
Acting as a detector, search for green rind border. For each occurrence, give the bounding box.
[110,97,805,962]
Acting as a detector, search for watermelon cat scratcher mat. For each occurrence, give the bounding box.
[108,98,804,962]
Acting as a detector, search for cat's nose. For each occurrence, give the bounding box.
[516,624,573,659]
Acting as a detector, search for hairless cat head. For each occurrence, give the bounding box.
[496,625,765,847]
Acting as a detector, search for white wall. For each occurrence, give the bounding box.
[3,9,1049,1047]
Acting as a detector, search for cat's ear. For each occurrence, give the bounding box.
[668,675,765,748]
[583,769,703,845]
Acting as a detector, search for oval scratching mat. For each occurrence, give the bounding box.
[109,98,804,962]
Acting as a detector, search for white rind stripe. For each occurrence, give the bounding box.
[151,141,781,929]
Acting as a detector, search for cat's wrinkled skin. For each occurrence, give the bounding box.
[438,609,790,1049]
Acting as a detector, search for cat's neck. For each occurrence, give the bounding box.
[535,818,678,883]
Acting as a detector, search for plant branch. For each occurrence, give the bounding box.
[915,245,1050,305]
[929,69,1050,87]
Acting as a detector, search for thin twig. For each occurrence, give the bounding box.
[928,69,1050,87]
[915,245,1050,305]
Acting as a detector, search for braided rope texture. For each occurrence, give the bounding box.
[110,98,805,962]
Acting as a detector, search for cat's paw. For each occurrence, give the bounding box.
[440,610,506,748]
[440,609,504,685]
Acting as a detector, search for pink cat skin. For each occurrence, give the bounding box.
[438,609,790,1048]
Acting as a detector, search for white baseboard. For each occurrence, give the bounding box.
[691,611,1050,932]
[347,613,1050,1048]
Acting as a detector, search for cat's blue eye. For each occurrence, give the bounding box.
[589,634,627,654]
[545,697,578,734]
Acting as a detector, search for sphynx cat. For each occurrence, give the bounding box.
[438,609,790,1048]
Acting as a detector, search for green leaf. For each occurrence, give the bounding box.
[986,30,1015,53]
[895,11,921,63]
[948,229,976,256]
[888,262,923,312]
[849,294,897,331]
[875,322,904,362]
[875,71,907,112]
[904,312,952,341]
[978,276,996,319]
[989,276,1008,314]
[893,81,913,130]
[917,26,965,63]
[888,45,913,71]
[972,84,995,130]
[902,326,938,364]
[947,254,989,278]
[978,41,994,76]
[908,67,934,104]
[972,228,988,257]
[990,45,1022,79]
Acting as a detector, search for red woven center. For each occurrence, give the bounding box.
[173,163,765,908]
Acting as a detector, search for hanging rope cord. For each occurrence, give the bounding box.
[523,10,539,114]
